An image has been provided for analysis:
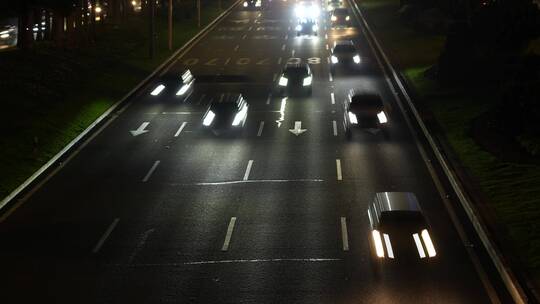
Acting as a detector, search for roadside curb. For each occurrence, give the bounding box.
[348,0,529,302]
[0,0,241,216]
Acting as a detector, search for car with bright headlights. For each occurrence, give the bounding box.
[295,18,318,36]
[343,90,389,139]
[0,25,17,49]
[330,40,361,74]
[201,93,249,135]
[295,2,321,20]
[243,0,261,9]
[330,8,351,27]
[277,63,313,96]
[326,0,342,12]
[367,192,437,265]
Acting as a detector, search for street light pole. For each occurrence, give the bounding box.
[168,0,173,50]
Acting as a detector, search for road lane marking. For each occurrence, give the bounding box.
[243,160,254,181]
[130,122,150,137]
[174,122,187,137]
[291,49,295,56]
[93,218,120,254]
[128,228,155,264]
[330,92,335,104]
[172,179,324,186]
[277,57,282,65]
[333,120,337,136]
[221,217,237,251]
[285,34,288,40]
[257,121,265,136]
[224,57,231,65]
[234,44,239,51]
[325,33,328,39]
[281,44,286,51]
[329,72,333,82]
[336,159,342,181]
[143,160,160,182]
[266,93,272,105]
[273,73,277,82]
[242,34,247,39]
[123,258,340,266]
[341,217,349,251]
[326,44,329,50]
[288,26,291,31]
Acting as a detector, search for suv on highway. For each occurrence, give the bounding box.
[295,18,319,36]
[367,192,437,265]
[202,93,249,135]
[277,63,313,96]
[330,8,351,27]
[343,90,389,139]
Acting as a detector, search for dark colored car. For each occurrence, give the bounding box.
[367,192,437,265]
[243,0,262,9]
[202,93,249,135]
[295,18,318,36]
[277,63,313,96]
[343,90,389,139]
[330,40,361,74]
[330,8,351,27]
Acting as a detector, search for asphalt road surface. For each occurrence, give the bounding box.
[0,1,507,303]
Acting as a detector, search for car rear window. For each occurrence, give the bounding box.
[350,94,383,109]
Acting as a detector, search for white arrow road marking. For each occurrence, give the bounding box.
[243,160,254,181]
[289,121,307,136]
[93,218,120,254]
[336,159,342,181]
[330,92,335,105]
[222,217,237,251]
[143,160,160,182]
[130,122,150,136]
[333,120,337,136]
[257,121,265,136]
[341,217,349,251]
[150,84,165,96]
[174,122,187,137]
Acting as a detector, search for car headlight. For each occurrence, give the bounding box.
[331,55,338,64]
[279,76,288,86]
[0,33,9,39]
[243,1,248,7]
[150,84,166,96]
[372,230,385,258]
[331,15,337,21]
[312,24,318,31]
[232,106,248,126]
[303,76,312,86]
[353,54,361,64]
[377,111,388,124]
[256,1,261,6]
[348,111,358,124]
[295,24,302,31]
[346,16,350,21]
[203,110,215,126]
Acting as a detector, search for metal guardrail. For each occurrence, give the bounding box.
[0,0,241,215]
[347,0,529,302]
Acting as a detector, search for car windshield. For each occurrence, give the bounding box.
[379,211,426,231]
[333,8,348,15]
[334,44,356,53]
[284,67,308,78]
[350,94,383,111]
[210,103,237,114]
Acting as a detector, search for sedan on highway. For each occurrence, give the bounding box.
[295,18,319,36]
[326,0,343,11]
[277,63,313,96]
[202,93,249,135]
[367,192,437,264]
[343,90,389,139]
[243,0,262,9]
[330,40,361,74]
[330,8,351,27]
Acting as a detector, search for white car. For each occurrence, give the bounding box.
[202,93,249,135]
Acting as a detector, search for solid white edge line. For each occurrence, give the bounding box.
[0,0,243,219]
[348,1,506,302]
[174,122,188,137]
[341,217,349,251]
[336,159,342,181]
[257,121,265,136]
[330,92,335,104]
[142,161,161,183]
[243,160,254,181]
[333,120,337,136]
[92,218,120,254]
[222,217,237,251]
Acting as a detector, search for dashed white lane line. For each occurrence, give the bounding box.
[333,120,337,136]
[143,160,160,182]
[291,49,295,56]
[281,44,286,51]
[234,44,239,51]
[326,44,329,50]
[242,34,247,39]
[243,160,254,181]
[285,34,289,40]
[336,159,342,181]
[224,58,231,65]
[329,72,333,82]
[92,218,120,254]
[174,122,187,137]
[257,121,265,136]
[266,93,272,105]
[277,57,283,65]
[273,73,278,82]
[341,217,349,251]
[124,258,342,267]
[330,92,335,105]
[325,33,328,40]
[222,217,237,251]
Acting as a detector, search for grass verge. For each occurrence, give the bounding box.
[0,1,234,199]
[358,0,540,277]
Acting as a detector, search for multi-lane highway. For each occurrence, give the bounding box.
[0,0,508,303]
